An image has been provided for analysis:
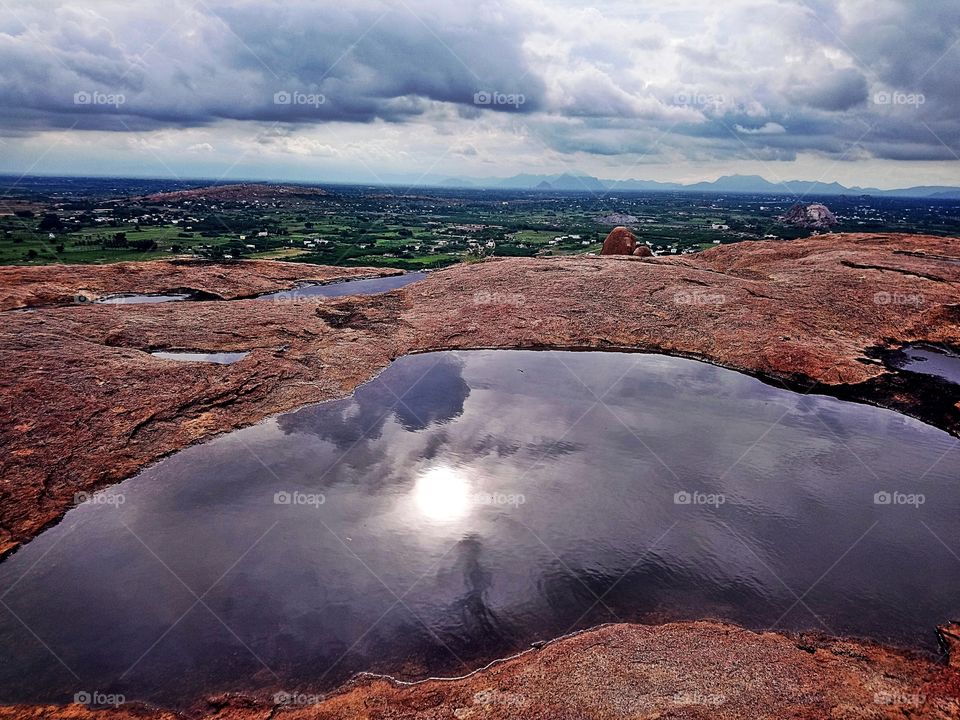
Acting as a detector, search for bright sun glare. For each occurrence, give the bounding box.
[412,466,471,522]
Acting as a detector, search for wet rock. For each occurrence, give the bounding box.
[0,260,403,311]
[938,622,960,667]
[1,233,959,557]
[4,622,958,719]
[600,226,637,255]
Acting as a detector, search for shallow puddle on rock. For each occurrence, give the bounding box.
[255,272,427,301]
[0,350,956,707]
[150,350,248,364]
[887,343,960,384]
[96,294,192,304]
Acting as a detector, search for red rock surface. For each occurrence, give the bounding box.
[0,260,401,311]
[1,233,958,559]
[1,233,960,719]
[600,226,637,255]
[633,244,652,257]
[1,622,957,719]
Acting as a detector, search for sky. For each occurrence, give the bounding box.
[0,0,958,188]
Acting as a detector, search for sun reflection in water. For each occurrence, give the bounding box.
[412,465,471,522]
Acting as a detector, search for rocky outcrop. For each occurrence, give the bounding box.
[1,621,957,720]
[782,202,838,229]
[0,261,402,311]
[939,623,960,668]
[633,244,653,257]
[0,233,958,557]
[600,226,637,255]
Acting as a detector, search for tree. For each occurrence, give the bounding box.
[38,214,63,232]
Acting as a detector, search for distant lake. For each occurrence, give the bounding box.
[0,350,956,707]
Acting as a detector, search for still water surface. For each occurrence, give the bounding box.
[255,272,426,301]
[0,351,956,705]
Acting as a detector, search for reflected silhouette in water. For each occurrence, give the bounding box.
[0,350,956,708]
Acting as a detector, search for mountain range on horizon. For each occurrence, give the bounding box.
[424,172,960,199]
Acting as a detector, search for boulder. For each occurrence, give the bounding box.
[633,245,652,257]
[781,203,838,229]
[601,226,637,256]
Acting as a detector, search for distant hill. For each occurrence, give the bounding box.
[142,183,328,203]
[432,173,960,199]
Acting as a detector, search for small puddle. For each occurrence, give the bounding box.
[256,272,427,302]
[886,343,960,384]
[96,294,192,305]
[150,351,248,364]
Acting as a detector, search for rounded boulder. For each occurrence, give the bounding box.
[600,226,637,256]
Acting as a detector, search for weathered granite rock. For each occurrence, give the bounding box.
[1,621,957,720]
[782,202,838,229]
[939,623,960,668]
[1,233,959,557]
[600,226,637,255]
[0,260,402,311]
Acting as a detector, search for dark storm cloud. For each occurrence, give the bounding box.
[787,68,869,112]
[0,0,957,166]
[0,0,545,131]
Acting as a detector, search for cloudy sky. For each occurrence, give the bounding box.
[0,0,958,187]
